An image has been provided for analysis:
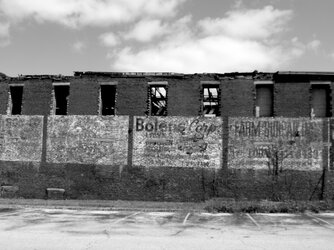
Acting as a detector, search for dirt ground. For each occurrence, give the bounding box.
[0,204,333,250]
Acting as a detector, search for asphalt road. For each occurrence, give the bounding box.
[0,207,333,250]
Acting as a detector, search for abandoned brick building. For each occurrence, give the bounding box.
[0,70,333,201]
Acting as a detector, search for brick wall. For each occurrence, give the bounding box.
[116,78,147,116]
[330,83,334,116]
[1,73,334,202]
[0,82,8,114]
[68,77,99,115]
[22,79,53,115]
[168,78,201,116]
[221,79,254,117]
[274,82,310,117]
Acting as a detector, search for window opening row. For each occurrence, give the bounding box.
[7,84,117,116]
[255,83,331,118]
[6,82,332,117]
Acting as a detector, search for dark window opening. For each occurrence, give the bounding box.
[311,85,331,117]
[149,85,167,116]
[10,86,23,115]
[255,84,273,117]
[101,85,116,115]
[202,85,220,117]
[54,85,69,115]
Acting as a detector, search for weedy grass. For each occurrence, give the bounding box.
[205,199,334,213]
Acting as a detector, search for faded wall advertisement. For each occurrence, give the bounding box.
[228,118,324,170]
[133,116,223,169]
[0,115,43,162]
[47,116,129,165]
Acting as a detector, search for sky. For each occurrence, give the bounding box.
[0,0,334,76]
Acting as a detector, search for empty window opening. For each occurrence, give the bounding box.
[202,85,220,117]
[255,84,273,117]
[9,86,23,115]
[311,84,330,117]
[54,85,69,115]
[100,85,116,115]
[149,85,167,116]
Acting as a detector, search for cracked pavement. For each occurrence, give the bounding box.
[0,207,333,250]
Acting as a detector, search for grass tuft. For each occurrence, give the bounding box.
[205,199,334,213]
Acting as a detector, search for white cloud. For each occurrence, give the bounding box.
[307,40,321,51]
[110,6,300,73]
[123,15,191,43]
[198,6,292,39]
[289,37,322,57]
[72,41,86,53]
[290,37,306,57]
[123,19,167,42]
[99,32,120,47]
[112,36,285,73]
[0,21,10,46]
[0,0,185,28]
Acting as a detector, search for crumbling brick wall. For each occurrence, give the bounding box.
[0,81,8,114]
[0,72,333,202]
[22,79,53,115]
[221,79,255,117]
[116,78,147,116]
[68,76,99,115]
[274,82,310,117]
[168,78,201,116]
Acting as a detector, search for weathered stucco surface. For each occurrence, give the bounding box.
[0,115,43,162]
[133,116,223,169]
[228,118,324,170]
[46,116,128,165]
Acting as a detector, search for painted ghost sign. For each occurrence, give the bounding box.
[47,116,129,165]
[0,116,43,162]
[133,116,223,169]
[228,118,324,170]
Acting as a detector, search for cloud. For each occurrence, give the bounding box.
[0,21,10,46]
[198,6,292,39]
[110,6,300,73]
[123,19,167,42]
[289,37,322,57]
[72,41,86,53]
[307,40,321,51]
[99,32,120,47]
[0,0,186,28]
[112,37,285,73]
[122,15,191,43]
